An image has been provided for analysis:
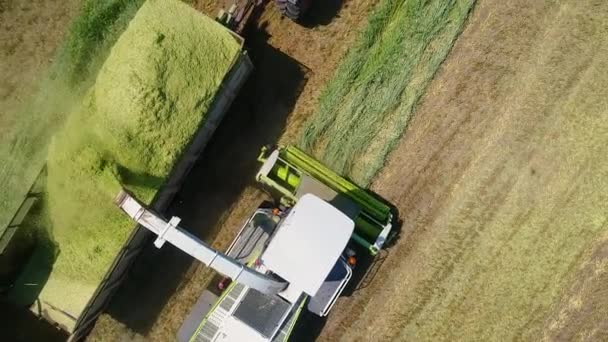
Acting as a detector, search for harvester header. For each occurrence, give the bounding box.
[256,145,394,254]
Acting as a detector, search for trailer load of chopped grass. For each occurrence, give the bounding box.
[29,0,239,309]
[298,0,475,186]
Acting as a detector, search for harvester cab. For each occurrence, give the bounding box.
[114,145,395,342]
[116,191,357,341]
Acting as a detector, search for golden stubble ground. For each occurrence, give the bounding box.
[89,0,608,340]
[320,0,608,341]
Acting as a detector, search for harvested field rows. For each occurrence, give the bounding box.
[321,0,608,340]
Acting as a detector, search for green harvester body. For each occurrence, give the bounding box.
[256,145,394,254]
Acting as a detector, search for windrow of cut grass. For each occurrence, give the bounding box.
[0,0,147,236]
[298,0,475,186]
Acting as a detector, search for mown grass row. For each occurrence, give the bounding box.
[298,0,475,186]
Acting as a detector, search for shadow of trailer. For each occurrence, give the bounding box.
[0,195,40,295]
[66,32,253,341]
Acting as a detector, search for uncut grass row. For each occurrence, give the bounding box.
[328,1,608,340]
[298,0,475,186]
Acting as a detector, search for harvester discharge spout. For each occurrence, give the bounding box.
[114,189,288,295]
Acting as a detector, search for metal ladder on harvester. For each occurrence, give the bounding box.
[192,283,247,342]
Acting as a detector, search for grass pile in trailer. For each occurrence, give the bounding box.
[298,0,475,186]
[9,0,240,330]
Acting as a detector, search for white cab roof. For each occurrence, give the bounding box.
[261,194,354,296]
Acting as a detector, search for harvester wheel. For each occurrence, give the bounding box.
[275,0,287,12]
[275,0,303,21]
[286,3,301,19]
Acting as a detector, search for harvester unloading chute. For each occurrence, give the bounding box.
[114,190,288,295]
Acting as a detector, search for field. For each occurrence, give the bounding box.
[0,0,77,135]
[88,0,608,341]
[4,0,608,340]
[0,0,146,234]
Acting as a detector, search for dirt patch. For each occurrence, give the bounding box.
[88,0,377,340]
[319,0,608,340]
[0,0,78,134]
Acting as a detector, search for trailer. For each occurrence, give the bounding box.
[68,33,253,342]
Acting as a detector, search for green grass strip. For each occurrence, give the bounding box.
[298,0,476,186]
